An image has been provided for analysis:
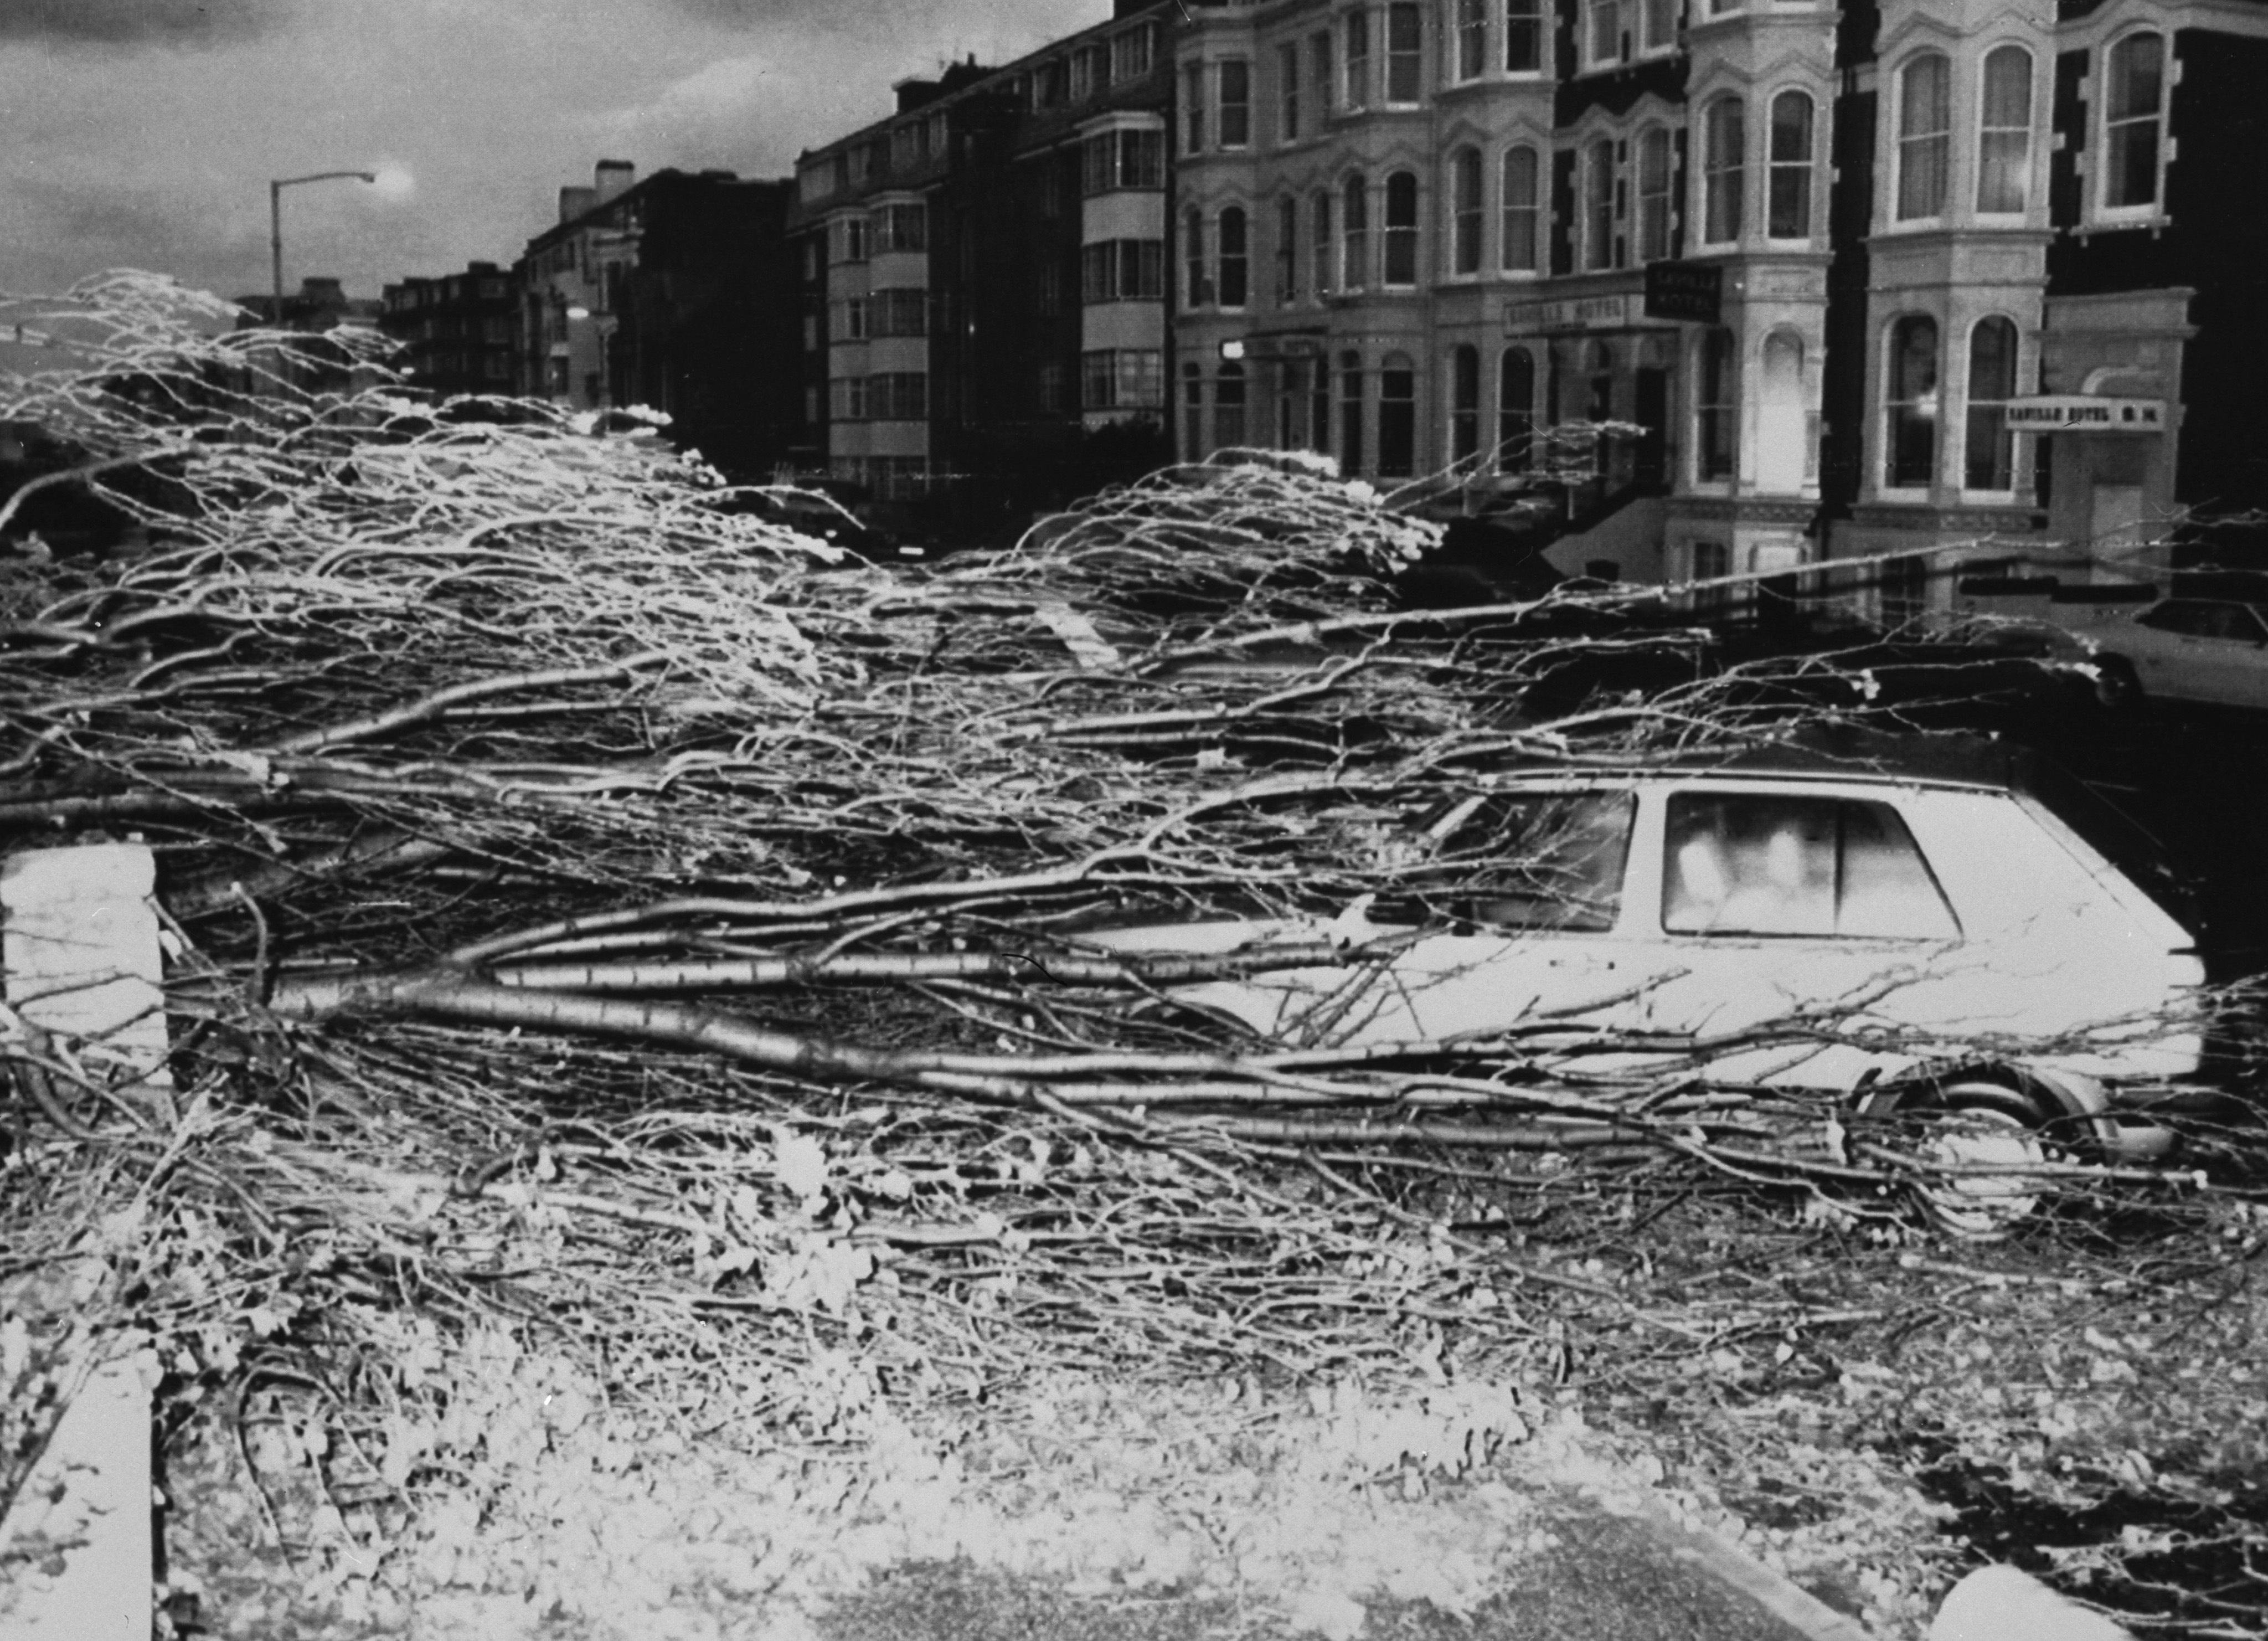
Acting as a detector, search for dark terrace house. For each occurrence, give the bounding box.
[516,163,802,479]
[379,261,515,396]
[786,4,1177,533]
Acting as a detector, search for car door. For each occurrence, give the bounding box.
[1632,784,1966,1088]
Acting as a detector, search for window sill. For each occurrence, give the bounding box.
[2074,210,2171,237]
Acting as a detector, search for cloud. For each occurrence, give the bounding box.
[0,0,288,49]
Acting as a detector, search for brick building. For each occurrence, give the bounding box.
[786,6,1177,517]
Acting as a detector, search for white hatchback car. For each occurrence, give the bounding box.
[2084,596,2268,710]
[1089,735,2209,1221]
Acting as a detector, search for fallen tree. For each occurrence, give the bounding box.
[2,274,2259,1635]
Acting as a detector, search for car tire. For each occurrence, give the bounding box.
[2092,655,2143,711]
[1861,1074,2080,1239]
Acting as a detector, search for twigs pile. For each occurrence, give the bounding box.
[0,277,2250,1611]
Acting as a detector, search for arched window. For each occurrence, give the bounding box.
[1342,173,1369,290]
[1276,196,1298,302]
[1504,0,1543,72]
[1704,96,1745,244]
[1310,188,1334,295]
[1584,138,1616,270]
[1338,350,1365,471]
[1767,91,1813,239]
[1383,171,1420,286]
[1885,314,1940,488]
[1498,347,1535,471]
[1636,127,1673,260]
[1501,145,1540,271]
[1218,206,1248,307]
[1977,46,2033,214]
[1215,362,1248,449]
[1698,326,1738,480]
[1896,53,1951,221]
[1181,362,1205,461]
[1450,344,1481,463]
[1379,352,1417,476]
[1451,147,1483,274]
[2102,33,2165,211]
[1966,316,2018,490]
[1183,207,1209,307]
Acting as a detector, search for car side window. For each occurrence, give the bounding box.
[1426,790,1636,931]
[2204,603,2268,642]
[2137,600,2202,636]
[1663,793,1958,939]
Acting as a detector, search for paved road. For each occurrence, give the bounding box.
[815,1491,1862,1641]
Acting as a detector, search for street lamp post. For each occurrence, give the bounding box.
[269,169,378,321]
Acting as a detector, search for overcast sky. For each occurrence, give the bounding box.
[1,0,1107,303]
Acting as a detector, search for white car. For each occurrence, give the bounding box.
[1087,735,2209,1228]
[2085,597,2268,710]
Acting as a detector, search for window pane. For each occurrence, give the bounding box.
[2104,35,2164,208]
[1435,792,1636,931]
[1386,3,1421,101]
[1637,128,1671,260]
[1666,794,1839,935]
[1665,796,1953,938]
[1220,59,1251,146]
[1837,802,1959,938]
[1965,316,2017,489]
[1586,140,1615,269]
[1886,315,1939,487]
[1504,0,1542,71]
[1502,146,1539,270]
[1705,97,1745,243]
[1977,47,2032,213]
[1498,347,1535,471]
[1768,91,1812,238]
[1457,0,1486,80]
[1897,55,1950,219]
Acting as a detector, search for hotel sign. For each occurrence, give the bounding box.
[1642,260,1724,324]
[2005,395,2167,433]
[1503,294,1674,334]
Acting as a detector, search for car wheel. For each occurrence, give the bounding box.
[2093,655,2143,711]
[1864,1076,2075,1239]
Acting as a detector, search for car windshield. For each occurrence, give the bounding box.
[1662,791,1959,939]
[1418,789,1636,931]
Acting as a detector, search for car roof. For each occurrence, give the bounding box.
[1491,726,2031,794]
